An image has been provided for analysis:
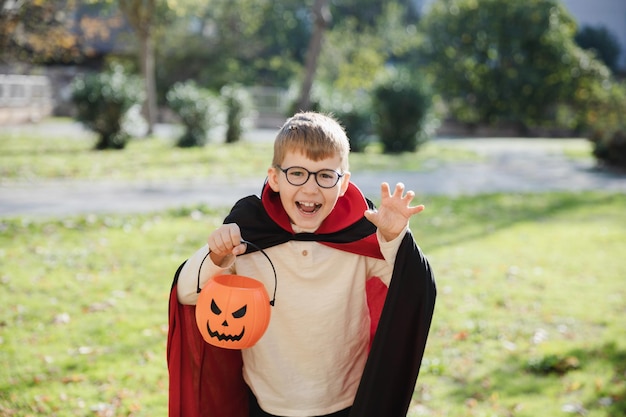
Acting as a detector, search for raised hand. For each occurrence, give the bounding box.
[363,182,425,242]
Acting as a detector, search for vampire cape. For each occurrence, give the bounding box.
[167,182,436,417]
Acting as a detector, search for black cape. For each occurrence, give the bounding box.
[167,182,436,417]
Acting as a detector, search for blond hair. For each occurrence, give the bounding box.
[272,112,350,171]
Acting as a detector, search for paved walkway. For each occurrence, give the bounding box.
[1,125,625,218]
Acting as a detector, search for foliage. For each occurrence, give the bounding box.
[418,0,612,132]
[318,89,373,153]
[156,0,309,94]
[317,3,422,95]
[115,0,221,130]
[166,80,222,147]
[313,3,427,152]
[221,84,254,143]
[155,0,422,107]
[575,24,622,74]
[334,105,373,153]
[71,65,145,150]
[581,80,626,169]
[316,17,386,93]
[0,0,107,65]
[371,70,435,153]
[371,1,423,63]
[330,0,419,29]
[1,192,625,416]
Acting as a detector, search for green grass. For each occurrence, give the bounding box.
[0,133,273,181]
[411,192,626,417]
[1,193,625,417]
[1,120,623,416]
[0,120,481,181]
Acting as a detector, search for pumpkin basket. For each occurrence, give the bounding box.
[195,240,277,349]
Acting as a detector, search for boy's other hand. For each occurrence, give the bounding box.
[207,223,247,264]
[364,182,425,242]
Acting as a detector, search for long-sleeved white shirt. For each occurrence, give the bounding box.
[177,228,406,417]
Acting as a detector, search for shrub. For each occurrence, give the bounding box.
[166,81,221,147]
[583,80,626,169]
[319,90,373,153]
[337,107,373,153]
[221,84,253,144]
[371,71,434,153]
[71,65,145,150]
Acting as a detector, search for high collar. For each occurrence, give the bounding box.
[261,181,370,235]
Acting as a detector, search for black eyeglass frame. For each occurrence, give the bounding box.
[275,165,344,189]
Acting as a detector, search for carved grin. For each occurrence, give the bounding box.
[206,322,245,342]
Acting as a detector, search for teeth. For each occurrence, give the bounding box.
[299,201,317,207]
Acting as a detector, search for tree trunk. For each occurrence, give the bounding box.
[139,30,157,134]
[296,0,330,112]
[119,0,157,135]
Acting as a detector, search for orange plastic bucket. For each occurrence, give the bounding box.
[195,240,276,349]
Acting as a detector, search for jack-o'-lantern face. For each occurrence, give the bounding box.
[206,298,247,342]
[196,274,271,349]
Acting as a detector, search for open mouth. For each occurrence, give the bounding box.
[296,201,322,214]
[207,322,245,342]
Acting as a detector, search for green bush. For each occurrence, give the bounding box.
[319,90,373,153]
[221,84,253,144]
[583,81,626,169]
[337,107,373,153]
[418,0,611,131]
[166,81,221,147]
[71,65,145,150]
[371,71,434,153]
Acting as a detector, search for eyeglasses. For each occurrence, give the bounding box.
[276,166,344,189]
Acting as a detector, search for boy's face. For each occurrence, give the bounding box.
[267,150,351,231]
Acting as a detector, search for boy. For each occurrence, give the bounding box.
[168,112,436,417]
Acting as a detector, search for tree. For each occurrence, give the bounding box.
[0,0,84,65]
[418,0,611,131]
[99,0,203,134]
[155,0,310,100]
[296,0,330,111]
[118,0,159,134]
[330,0,419,29]
[317,2,421,93]
[575,25,622,74]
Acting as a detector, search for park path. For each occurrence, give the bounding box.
[1,125,625,218]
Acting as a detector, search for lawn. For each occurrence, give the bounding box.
[0,119,482,181]
[0,121,624,417]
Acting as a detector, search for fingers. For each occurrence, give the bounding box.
[391,182,404,198]
[208,223,246,256]
[381,182,421,205]
[381,182,410,198]
[363,208,376,222]
[409,204,426,215]
[232,242,247,256]
[380,182,391,197]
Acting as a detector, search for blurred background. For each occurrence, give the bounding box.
[1,0,625,164]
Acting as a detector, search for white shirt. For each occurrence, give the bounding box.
[177,228,405,416]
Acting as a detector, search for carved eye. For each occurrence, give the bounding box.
[232,305,247,319]
[210,299,222,315]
